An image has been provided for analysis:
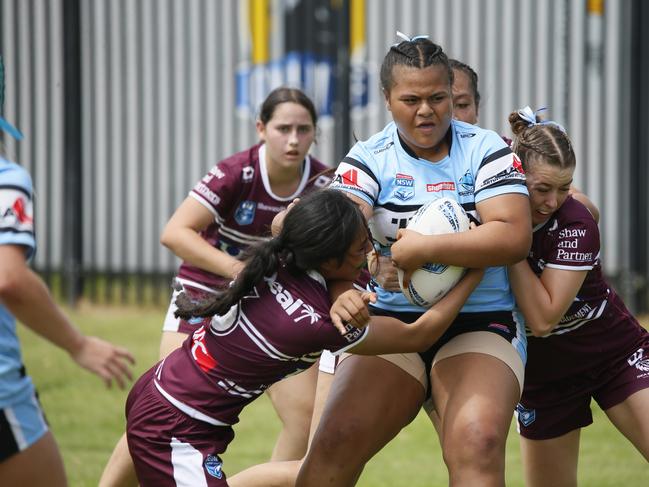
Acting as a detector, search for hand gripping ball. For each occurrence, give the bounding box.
[397,197,470,307]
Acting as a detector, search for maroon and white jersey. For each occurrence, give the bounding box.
[178,143,331,288]
[527,196,611,336]
[154,267,368,426]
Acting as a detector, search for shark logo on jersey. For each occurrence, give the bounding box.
[393,173,415,201]
[458,170,474,196]
[204,454,224,479]
[234,200,256,225]
[516,404,536,427]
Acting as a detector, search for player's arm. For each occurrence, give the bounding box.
[160,196,244,279]
[326,190,376,333]
[391,193,531,271]
[508,260,587,336]
[0,244,135,388]
[345,268,483,355]
[570,186,600,223]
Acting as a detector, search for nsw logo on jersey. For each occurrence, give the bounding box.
[234,200,256,225]
[393,173,414,201]
[515,403,536,427]
[204,454,224,479]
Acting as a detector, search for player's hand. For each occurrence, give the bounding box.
[70,336,135,389]
[330,290,376,334]
[372,254,401,292]
[390,229,429,272]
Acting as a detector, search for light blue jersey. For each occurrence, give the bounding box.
[0,157,36,408]
[331,120,528,314]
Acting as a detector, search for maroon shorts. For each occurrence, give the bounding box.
[126,367,234,486]
[517,312,649,440]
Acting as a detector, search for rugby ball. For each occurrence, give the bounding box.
[397,198,470,307]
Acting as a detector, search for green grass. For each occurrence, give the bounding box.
[17,306,649,486]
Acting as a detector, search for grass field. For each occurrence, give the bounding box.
[17,304,648,486]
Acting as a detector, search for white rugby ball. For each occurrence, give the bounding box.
[397,197,470,307]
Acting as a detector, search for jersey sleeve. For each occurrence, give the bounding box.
[545,212,600,271]
[314,319,369,355]
[189,160,243,220]
[473,131,528,203]
[0,164,36,259]
[329,142,381,207]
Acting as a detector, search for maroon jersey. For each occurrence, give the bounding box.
[155,267,368,426]
[526,196,609,336]
[524,196,647,383]
[178,143,331,288]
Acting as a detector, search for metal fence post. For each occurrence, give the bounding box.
[62,0,83,306]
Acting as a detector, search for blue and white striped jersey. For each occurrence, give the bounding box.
[0,157,36,407]
[331,119,528,313]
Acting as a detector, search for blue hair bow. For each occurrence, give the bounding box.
[0,116,23,140]
[393,31,429,46]
[517,106,566,134]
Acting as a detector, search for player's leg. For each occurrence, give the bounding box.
[518,431,580,487]
[228,355,337,487]
[100,291,189,487]
[0,431,67,487]
[266,361,319,461]
[604,388,649,460]
[98,433,139,487]
[0,394,67,487]
[431,332,523,487]
[296,353,426,487]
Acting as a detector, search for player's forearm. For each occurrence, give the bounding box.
[419,220,530,268]
[411,268,483,346]
[508,262,562,336]
[162,228,243,278]
[2,269,85,355]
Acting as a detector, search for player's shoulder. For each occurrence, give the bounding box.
[556,196,598,230]
[217,144,260,170]
[452,120,509,153]
[0,158,33,193]
[351,123,397,156]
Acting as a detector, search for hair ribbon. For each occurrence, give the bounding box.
[393,31,429,46]
[517,105,567,134]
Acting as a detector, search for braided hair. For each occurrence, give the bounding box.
[380,38,453,93]
[175,189,368,319]
[508,111,575,172]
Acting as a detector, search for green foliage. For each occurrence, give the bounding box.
[17,307,649,486]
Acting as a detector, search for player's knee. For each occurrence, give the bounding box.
[442,420,503,470]
[311,416,368,460]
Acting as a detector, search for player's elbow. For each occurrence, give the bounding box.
[0,269,25,302]
[527,320,555,337]
[160,224,179,251]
